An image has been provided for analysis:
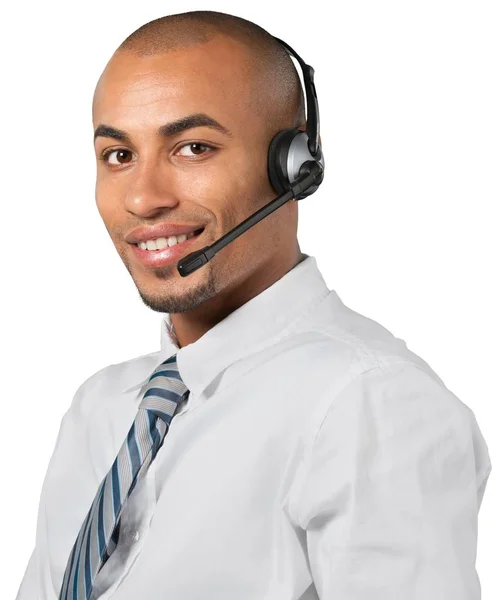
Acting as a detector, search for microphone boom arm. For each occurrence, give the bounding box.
[177,161,323,277]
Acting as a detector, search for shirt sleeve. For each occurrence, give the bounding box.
[288,362,492,600]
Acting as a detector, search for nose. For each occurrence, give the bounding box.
[124,158,181,217]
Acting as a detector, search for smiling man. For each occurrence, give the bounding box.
[92,15,306,348]
[16,10,491,600]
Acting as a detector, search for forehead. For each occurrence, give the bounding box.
[92,37,261,133]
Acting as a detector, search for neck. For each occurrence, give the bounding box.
[170,246,305,348]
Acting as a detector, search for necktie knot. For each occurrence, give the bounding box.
[138,353,189,425]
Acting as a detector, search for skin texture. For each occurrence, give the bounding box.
[92,34,308,348]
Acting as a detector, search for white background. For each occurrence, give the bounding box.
[2,0,500,597]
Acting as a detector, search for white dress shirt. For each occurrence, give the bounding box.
[16,253,492,600]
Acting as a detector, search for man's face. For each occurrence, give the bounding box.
[92,35,298,316]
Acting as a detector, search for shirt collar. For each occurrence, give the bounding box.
[121,253,332,397]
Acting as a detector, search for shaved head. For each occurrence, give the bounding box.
[112,10,306,137]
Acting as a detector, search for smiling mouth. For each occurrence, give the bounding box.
[130,228,205,269]
[134,228,204,251]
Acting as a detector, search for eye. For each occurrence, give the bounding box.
[176,142,214,158]
[99,148,133,165]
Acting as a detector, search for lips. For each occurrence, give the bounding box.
[127,225,205,245]
[130,229,204,269]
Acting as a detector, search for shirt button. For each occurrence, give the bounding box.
[128,529,140,543]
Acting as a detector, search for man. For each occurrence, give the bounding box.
[16,10,491,600]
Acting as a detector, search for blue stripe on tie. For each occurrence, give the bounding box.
[72,544,81,599]
[146,410,156,446]
[97,480,106,562]
[143,387,180,402]
[150,369,182,381]
[71,505,93,600]
[102,519,120,568]
[63,482,100,600]
[85,480,106,595]
[84,516,92,596]
[127,422,141,479]
[111,460,121,519]
[133,417,143,464]
[151,415,162,452]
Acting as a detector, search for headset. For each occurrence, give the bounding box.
[177,35,325,277]
[267,36,324,199]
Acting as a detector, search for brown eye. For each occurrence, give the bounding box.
[101,149,133,165]
[177,142,213,157]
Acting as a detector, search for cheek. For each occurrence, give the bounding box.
[177,164,226,197]
[180,165,249,212]
[94,178,122,225]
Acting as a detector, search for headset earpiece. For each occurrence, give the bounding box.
[267,128,324,200]
[267,128,298,197]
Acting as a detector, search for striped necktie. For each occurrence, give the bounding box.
[58,352,189,600]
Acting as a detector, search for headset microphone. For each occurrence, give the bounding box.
[177,36,325,278]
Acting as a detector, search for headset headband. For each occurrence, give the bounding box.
[272,36,320,158]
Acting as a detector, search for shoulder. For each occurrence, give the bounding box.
[66,350,164,419]
[319,360,474,435]
[285,288,447,390]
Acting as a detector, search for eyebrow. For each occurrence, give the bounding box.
[93,113,233,144]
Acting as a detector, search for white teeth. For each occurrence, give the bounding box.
[138,231,196,251]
